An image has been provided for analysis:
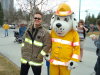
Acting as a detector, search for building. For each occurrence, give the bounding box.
[1,0,14,22]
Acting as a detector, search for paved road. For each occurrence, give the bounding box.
[0,28,97,75]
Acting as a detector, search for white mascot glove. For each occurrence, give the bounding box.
[68,60,78,70]
[44,54,50,61]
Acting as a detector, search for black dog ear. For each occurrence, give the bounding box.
[71,13,78,30]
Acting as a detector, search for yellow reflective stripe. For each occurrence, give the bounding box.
[40,50,46,56]
[29,61,43,66]
[21,43,24,47]
[73,42,80,46]
[25,38,43,47]
[29,40,32,44]
[34,40,43,47]
[72,54,79,59]
[21,58,27,64]
[25,38,32,44]
[25,38,29,42]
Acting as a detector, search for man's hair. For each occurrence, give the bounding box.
[96,19,100,26]
[34,11,43,17]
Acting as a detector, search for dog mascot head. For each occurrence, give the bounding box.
[50,3,77,36]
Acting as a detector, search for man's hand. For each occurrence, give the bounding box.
[67,60,78,70]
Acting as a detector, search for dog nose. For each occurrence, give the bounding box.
[56,23,62,28]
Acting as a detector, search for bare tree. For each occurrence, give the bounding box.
[16,0,49,24]
[15,0,63,27]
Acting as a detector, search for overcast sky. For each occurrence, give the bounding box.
[14,0,100,21]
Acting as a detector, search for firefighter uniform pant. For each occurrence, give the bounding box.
[20,63,41,75]
[94,57,100,75]
[50,64,71,75]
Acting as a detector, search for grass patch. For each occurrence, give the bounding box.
[0,54,20,75]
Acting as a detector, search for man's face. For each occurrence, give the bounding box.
[34,14,42,27]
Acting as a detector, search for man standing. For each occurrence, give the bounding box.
[91,19,100,75]
[19,24,27,37]
[20,11,51,75]
[2,23,9,37]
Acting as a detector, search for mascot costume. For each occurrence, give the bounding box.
[49,3,80,75]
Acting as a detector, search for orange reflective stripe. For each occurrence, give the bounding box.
[49,59,68,66]
[52,38,61,42]
[56,10,59,14]
[52,38,72,45]
[56,10,72,15]
[72,54,80,59]
[61,40,72,45]
[52,38,79,46]
[73,42,80,46]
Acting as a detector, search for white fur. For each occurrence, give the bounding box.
[50,13,77,36]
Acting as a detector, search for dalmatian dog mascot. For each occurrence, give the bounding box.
[49,3,80,75]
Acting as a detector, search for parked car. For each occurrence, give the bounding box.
[9,24,16,29]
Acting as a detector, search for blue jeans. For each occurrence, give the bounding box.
[46,60,50,75]
[5,30,8,37]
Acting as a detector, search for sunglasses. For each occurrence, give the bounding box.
[34,17,42,20]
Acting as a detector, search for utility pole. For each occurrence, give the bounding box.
[85,10,88,16]
[29,0,33,25]
[79,0,81,21]
[29,0,36,25]
[85,10,89,25]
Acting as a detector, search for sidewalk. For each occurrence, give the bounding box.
[0,28,97,75]
[72,50,97,75]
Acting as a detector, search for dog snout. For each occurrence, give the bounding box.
[56,23,62,28]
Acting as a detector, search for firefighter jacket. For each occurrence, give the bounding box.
[50,29,80,65]
[21,25,51,66]
[3,24,9,30]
